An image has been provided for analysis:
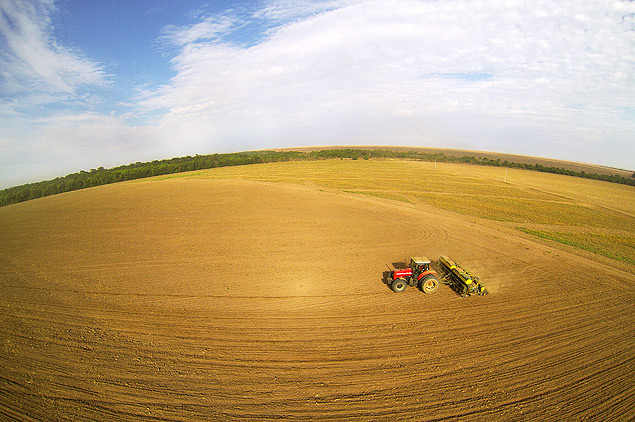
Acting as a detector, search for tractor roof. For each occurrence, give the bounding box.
[411,256,431,264]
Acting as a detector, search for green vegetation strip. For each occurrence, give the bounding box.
[518,228,635,265]
[2,148,634,207]
[422,194,635,230]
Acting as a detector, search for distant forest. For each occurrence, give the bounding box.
[1,149,634,207]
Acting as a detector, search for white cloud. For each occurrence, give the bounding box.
[161,14,238,47]
[136,0,634,166]
[0,0,108,99]
[0,111,164,188]
[0,0,116,187]
[1,0,634,188]
[253,0,353,22]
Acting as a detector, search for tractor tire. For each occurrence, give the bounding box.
[391,278,408,293]
[420,274,439,294]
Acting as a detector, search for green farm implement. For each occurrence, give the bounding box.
[437,256,488,296]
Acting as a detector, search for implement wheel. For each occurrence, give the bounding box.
[391,278,408,293]
[420,275,439,294]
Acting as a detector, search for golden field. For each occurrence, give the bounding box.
[163,159,635,267]
[1,158,633,421]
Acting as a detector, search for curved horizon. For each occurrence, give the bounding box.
[1,1,634,188]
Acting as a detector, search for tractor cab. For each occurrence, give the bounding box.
[409,256,432,274]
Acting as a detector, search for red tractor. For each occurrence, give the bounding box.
[389,256,440,294]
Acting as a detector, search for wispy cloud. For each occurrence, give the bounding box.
[161,14,239,47]
[253,0,351,22]
[0,0,115,187]
[0,0,109,100]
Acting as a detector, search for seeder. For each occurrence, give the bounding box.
[437,255,488,296]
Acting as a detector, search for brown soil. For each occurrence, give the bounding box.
[1,178,633,421]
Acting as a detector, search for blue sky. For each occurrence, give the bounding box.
[1,0,634,188]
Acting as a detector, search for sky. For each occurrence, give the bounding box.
[0,0,634,188]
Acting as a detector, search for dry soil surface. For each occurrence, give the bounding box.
[1,178,634,421]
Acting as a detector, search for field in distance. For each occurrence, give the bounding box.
[275,146,635,178]
[1,158,633,421]
[168,159,635,269]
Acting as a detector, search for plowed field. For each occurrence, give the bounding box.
[1,160,634,421]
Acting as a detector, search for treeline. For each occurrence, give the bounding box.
[447,155,635,185]
[1,149,633,207]
[0,151,304,207]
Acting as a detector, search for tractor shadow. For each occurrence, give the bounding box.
[382,271,393,290]
[392,262,406,270]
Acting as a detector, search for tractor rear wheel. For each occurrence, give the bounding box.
[420,274,439,294]
[391,278,407,293]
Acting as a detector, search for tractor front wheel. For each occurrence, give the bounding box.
[420,275,439,294]
[391,278,408,293]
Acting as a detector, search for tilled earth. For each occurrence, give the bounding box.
[1,178,633,421]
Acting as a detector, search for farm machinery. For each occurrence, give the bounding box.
[389,256,440,294]
[437,255,488,296]
[388,255,487,296]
